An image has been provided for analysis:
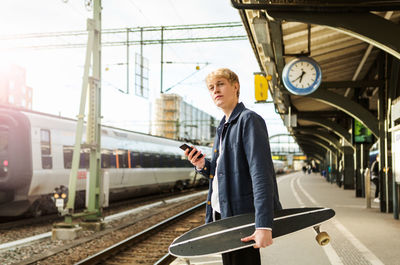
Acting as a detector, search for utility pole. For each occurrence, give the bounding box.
[160,26,164,94]
[53,0,103,239]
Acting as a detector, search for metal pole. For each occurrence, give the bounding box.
[141,28,144,95]
[160,26,164,94]
[127,28,129,94]
[65,19,95,215]
[391,116,399,219]
[385,119,389,213]
[85,0,102,221]
[361,143,364,196]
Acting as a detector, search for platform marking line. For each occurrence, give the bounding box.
[277,172,298,184]
[332,219,384,265]
[291,174,343,265]
[105,191,208,222]
[296,176,318,205]
[0,232,51,252]
[290,176,305,207]
[296,174,384,265]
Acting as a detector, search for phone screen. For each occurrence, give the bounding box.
[180,144,203,158]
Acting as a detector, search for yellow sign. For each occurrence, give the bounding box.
[254,74,270,102]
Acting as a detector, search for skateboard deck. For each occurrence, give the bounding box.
[169,207,335,257]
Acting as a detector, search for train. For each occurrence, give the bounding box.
[272,159,286,174]
[0,106,287,217]
[0,106,212,217]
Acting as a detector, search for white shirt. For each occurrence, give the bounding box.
[211,135,223,213]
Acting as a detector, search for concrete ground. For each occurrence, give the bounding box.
[171,171,400,265]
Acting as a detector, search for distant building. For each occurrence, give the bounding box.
[154,93,218,144]
[0,65,32,109]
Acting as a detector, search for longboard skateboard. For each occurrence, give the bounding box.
[169,207,335,258]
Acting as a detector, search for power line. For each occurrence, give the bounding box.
[0,22,247,50]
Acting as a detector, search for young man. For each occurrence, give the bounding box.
[184,68,282,265]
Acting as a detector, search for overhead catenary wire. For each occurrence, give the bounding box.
[0,22,247,50]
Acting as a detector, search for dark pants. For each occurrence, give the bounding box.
[214,211,261,265]
[372,178,379,198]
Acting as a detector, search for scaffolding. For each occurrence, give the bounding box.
[154,94,182,139]
[154,93,217,143]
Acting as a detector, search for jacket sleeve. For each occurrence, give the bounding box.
[195,159,211,178]
[242,112,275,229]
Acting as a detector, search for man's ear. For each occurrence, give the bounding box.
[234,82,239,92]
[234,82,240,97]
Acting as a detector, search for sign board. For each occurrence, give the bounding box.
[392,97,400,122]
[394,129,400,183]
[287,154,293,166]
[254,74,270,102]
[353,120,373,143]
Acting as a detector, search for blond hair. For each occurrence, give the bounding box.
[205,68,240,98]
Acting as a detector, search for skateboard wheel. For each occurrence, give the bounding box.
[316,232,330,246]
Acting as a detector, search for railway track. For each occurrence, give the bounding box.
[76,202,206,265]
[2,191,207,265]
[0,188,205,230]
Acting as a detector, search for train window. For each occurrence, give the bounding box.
[119,150,129,168]
[159,154,167,168]
[113,150,128,168]
[0,128,8,152]
[130,152,141,168]
[142,153,156,168]
[167,155,175,167]
[175,155,181,167]
[80,148,90,169]
[101,149,113,168]
[40,129,52,169]
[179,156,191,168]
[40,129,51,155]
[63,146,90,169]
[63,146,73,168]
[154,154,161,168]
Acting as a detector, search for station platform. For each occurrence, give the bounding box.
[171,171,400,265]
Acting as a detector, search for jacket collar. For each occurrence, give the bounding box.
[219,102,245,126]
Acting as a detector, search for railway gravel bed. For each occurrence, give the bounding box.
[85,203,206,265]
[0,192,206,265]
[0,189,205,245]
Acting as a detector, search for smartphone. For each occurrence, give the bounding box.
[179,144,204,159]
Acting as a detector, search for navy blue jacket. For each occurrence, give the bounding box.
[197,102,282,228]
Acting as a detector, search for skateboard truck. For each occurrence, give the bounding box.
[181,258,191,265]
[313,225,330,246]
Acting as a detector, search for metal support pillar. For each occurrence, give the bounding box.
[354,144,363,197]
[390,57,400,219]
[60,0,103,226]
[126,28,130,94]
[160,26,164,94]
[342,146,354,190]
[378,54,389,212]
[85,0,102,222]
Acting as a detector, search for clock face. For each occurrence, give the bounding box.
[282,57,322,95]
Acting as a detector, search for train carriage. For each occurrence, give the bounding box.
[0,106,211,217]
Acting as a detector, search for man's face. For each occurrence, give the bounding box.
[207,77,238,109]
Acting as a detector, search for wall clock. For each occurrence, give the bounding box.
[282,57,322,95]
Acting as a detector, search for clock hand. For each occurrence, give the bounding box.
[292,73,303,82]
[299,70,306,83]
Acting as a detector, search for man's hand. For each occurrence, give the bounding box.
[184,146,205,169]
[241,229,273,248]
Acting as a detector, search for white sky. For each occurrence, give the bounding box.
[0,0,288,138]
